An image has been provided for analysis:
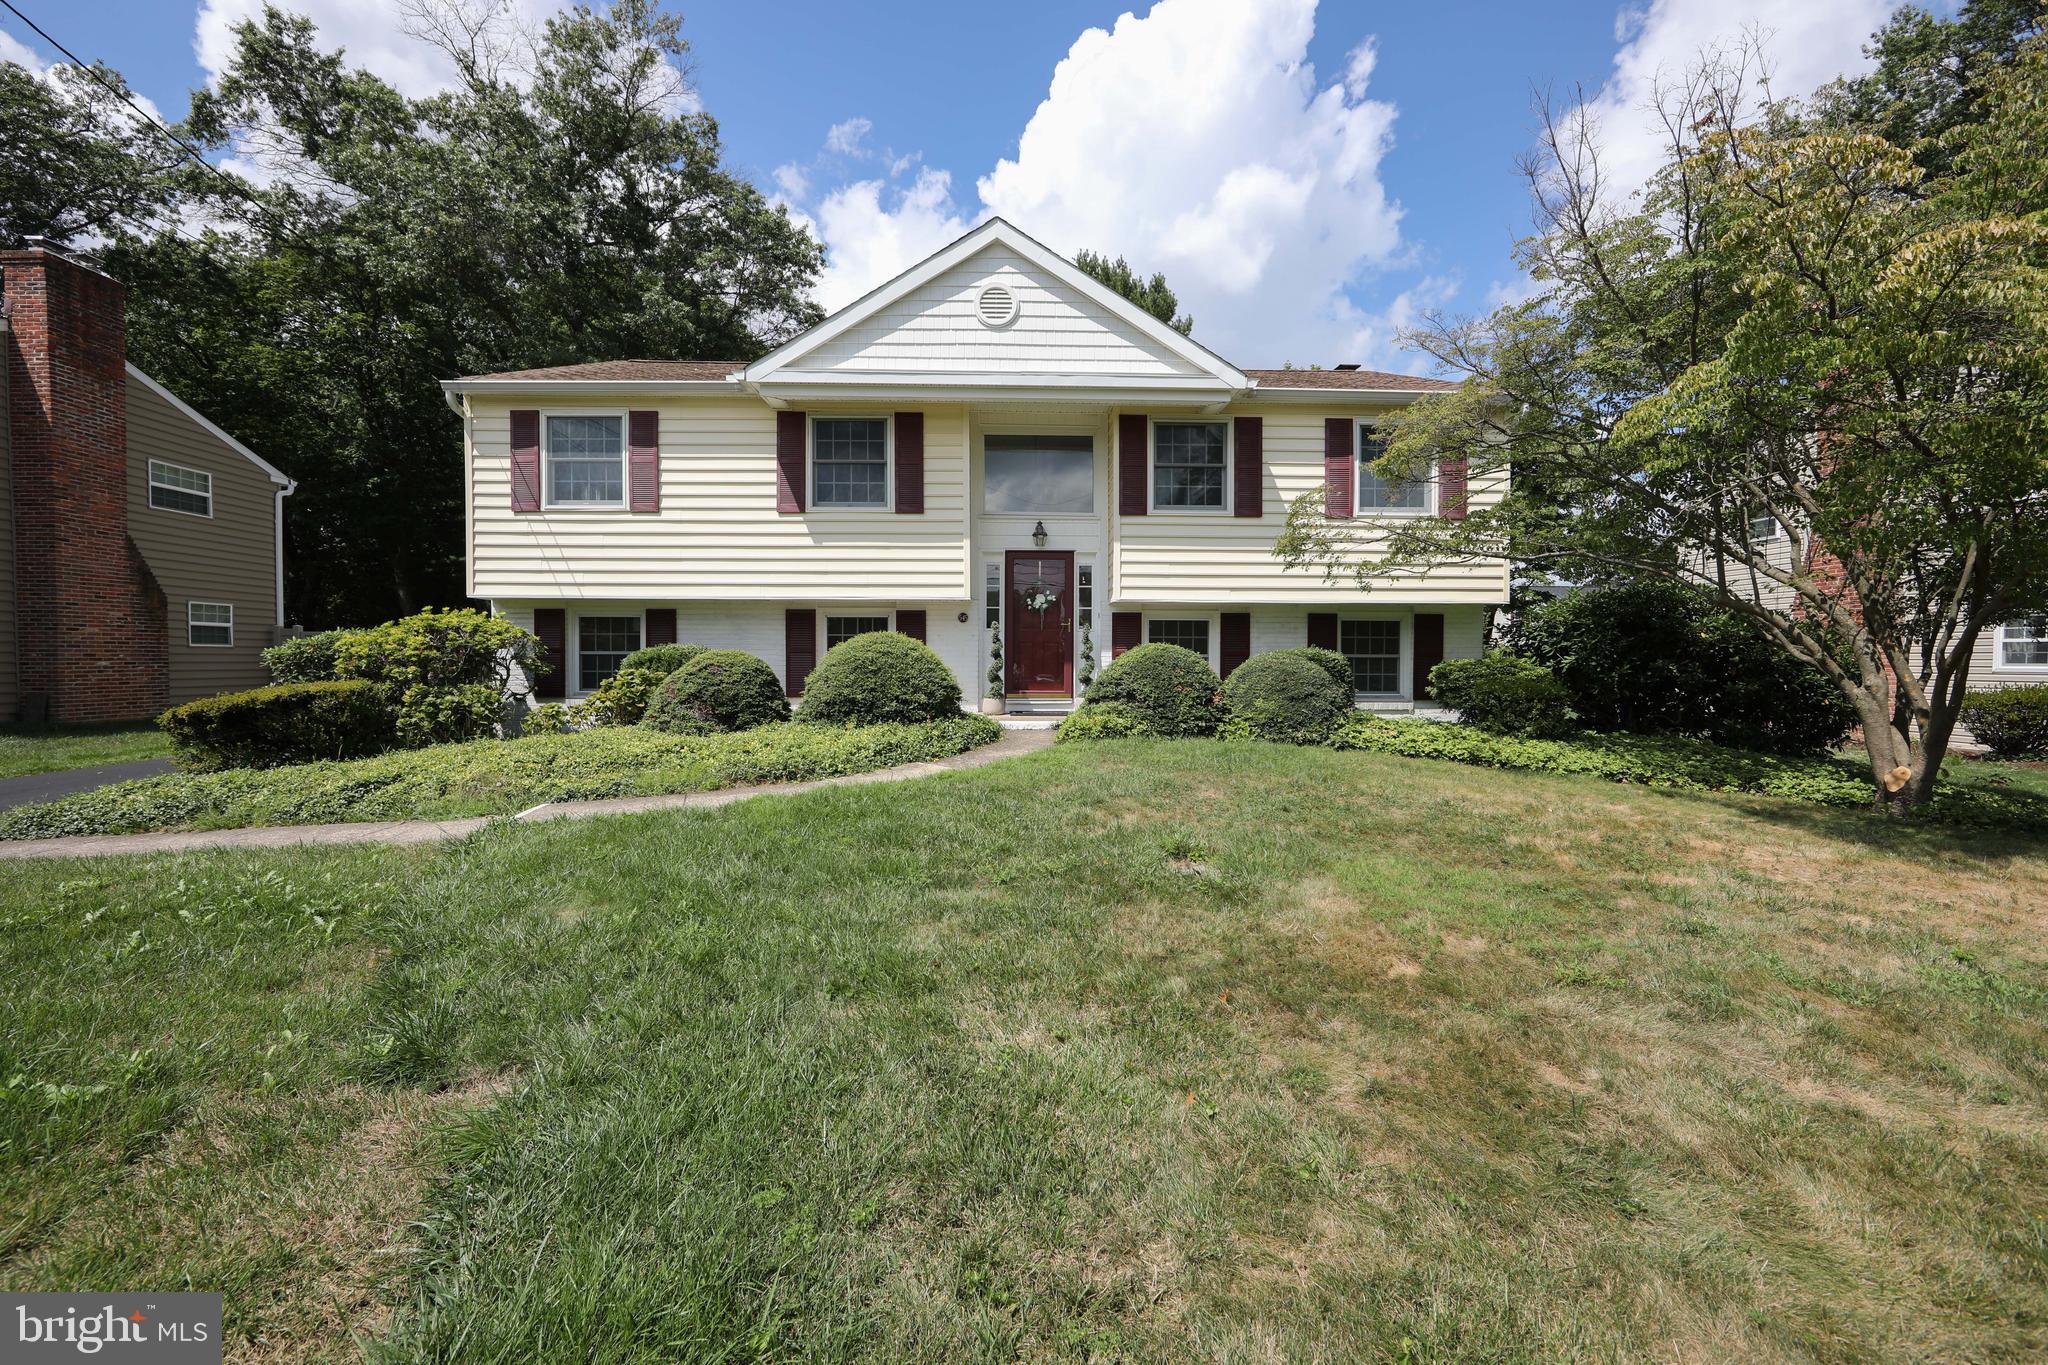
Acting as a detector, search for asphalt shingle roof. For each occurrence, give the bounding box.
[454,359,1458,391]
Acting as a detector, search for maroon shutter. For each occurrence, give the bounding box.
[1439,455,1468,520]
[1413,612,1445,699]
[627,410,659,513]
[784,608,816,697]
[894,412,924,514]
[1233,416,1262,518]
[533,607,565,700]
[1323,418,1353,518]
[1118,413,1148,517]
[776,410,806,513]
[1111,611,1142,658]
[1220,612,1251,678]
[645,608,677,647]
[510,410,541,512]
[896,609,927,642]
[1307,612,1338,651]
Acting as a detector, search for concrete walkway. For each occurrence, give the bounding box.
[0,758,176,811]
[0,727,1055,861]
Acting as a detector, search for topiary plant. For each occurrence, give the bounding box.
[1958,685,2048,759]
[1081,642,1222,737]
[986,619,1005,702]
[1220,652,1353,745]
[641,649,789,734]
[620,643,705,677]
[798,631,962,725]
[1428,654,1575,738]
[1077,617,1097,690]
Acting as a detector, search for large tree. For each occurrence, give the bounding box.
[1278,31,2048,815]
[0,60,190,248]
[86,0,821,627]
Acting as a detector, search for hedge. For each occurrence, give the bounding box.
[799,632,962,725]
[1428,654,1575,738]
[1959,686,2048,760]
[0,715,1003,839]
[158,681,395,771]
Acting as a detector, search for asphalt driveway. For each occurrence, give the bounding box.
[0,759,174,811]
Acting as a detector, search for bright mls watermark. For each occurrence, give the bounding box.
[5,1295,220,1362]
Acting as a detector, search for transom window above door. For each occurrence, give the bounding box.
[1147,618,1211,659]
[1356,425,1429,513]
[1153,421,1227,509]
[546,415,624,505]
[1340,619,1401,693]
[984,435,1094,514]
[813,417,889,507]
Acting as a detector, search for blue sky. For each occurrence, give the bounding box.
[2,0,1917,370]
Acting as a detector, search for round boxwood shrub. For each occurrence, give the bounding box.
[1221,652,1353,745]
[1959,685,2048,759]
[620,643,705,677]
[1428,654,1575,738]
[1055,701,1154,743]
[1266,646,1352,694]
[799,631,962,725]
[641,649,789,734]
[1082,642,1222,737]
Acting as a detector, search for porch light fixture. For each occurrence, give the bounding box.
[1031,520,1048,547]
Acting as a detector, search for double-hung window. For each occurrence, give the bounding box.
[188,601,233,647]
[149,460,212,516]
[1153,421,1227,510]
[1147,618,1211,659]
[813,418,889,508]
[546,415,625,506]
[826,616,891,651]
[1747,510,1783,542]
[1356,425,1429,513]
[1340,620,1401,694]
[1998,622,2048,669]
[577,615,641,691]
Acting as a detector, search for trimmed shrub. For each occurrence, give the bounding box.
[332,607,542,693]
[620,643,705,677]
[1959,686,2048,759]
[799,632,962,725]
[1429,654,1575,738]
[1055,702,1154,743]
[392,683,502,748]
[1082,643,1222,737]
[581,666,668,727]
[158,681,396,771]
[262,630,346,683]
[1270,646,1354,694]
[523,702,577,736]
[1220,652,1352,745]
[642,650,789,734]
[1508,580,1854,755]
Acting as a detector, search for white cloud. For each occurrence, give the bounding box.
[824,116,873,156]
[0,27,41,68]
[812,166,974,310]
[772,163,809,202]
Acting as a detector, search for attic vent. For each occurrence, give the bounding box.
[976,283,1019,328]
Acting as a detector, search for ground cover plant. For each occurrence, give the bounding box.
[2,740,2044,1360]
[0,722,170,780]
[0,717,1000,839]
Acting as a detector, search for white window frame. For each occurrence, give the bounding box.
[809,414,894,511]
[542,409,629,511]
[188,600,234,648]
[148,460,214,518]
[1338,614,1408,698]
[1143,612,1222,672]
[1148,417,1232,515]
[1355,421,1433,517]
[570,609,645,696]
[1994,621,2048,673]
[1746,510,1783,543]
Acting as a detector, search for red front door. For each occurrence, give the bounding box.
[1005,551,1074,697]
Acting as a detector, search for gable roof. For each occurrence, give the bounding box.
[453,359,744,383]
[126,364,296,491]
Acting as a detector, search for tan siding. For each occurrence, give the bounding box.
[0,318,13,717]
[470,398,973,602]
[1113,403,1511,605]
[125,375,279,704]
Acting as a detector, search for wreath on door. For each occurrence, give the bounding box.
[1021,578,1060,620]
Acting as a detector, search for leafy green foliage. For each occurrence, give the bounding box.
[1959,686,2048,759]
[261,630,346,684]
[1509,582,1855,754]
[579,667,669,728]
[1427,656,1576,739]
[1082,643,1223,738]
[618,644,705,677]
[987,619,1004,698]
[799,632,962,725]
[1073,249,1193,334]
[522,703,577,737]
[0,716,1001,838]
[1054,702,1154,743]
[330,608,537,694]
[642,650,788,734]
[1219,653,1352,745]
[0,61,189,248]
[1269,646,1353,694]
[391,683,503,748]
[157,680,395,771]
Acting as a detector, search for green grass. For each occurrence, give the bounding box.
[0,716,1001,838]
[0,722,169,780]
[4,741,2045,1360]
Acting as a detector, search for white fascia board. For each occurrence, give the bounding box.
[126,363,295,491]
[754,378,1237,408]
[744,218,1250,390]
[439,378,742,399]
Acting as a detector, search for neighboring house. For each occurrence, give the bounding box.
[0,242,295,724]
[442,220,1507,711]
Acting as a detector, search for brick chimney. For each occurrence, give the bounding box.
[2,242,168,723]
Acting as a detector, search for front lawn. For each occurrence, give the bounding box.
[0,722,169,780]
[3,740,2043,1360]
[0,715,1000,838]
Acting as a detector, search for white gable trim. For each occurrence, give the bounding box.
[127,364,297,492]
[744,218,1249,391]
